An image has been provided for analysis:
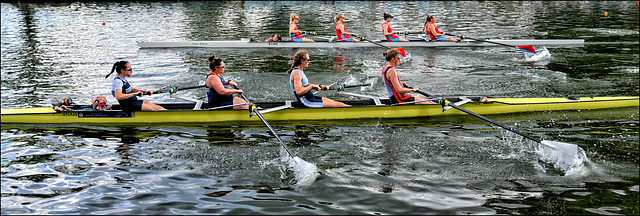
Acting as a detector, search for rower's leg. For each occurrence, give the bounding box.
[322,97,350,107]
[233,97,249,109]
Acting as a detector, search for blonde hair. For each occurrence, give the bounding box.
[287,50,309,74]
[382,49,400,62]
[334,13,345,22]
[290,14,299,23]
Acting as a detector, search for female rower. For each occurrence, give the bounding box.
[106,60,165,111]
[287,50,349,108]
[334,14,359,42]
[423,15,457,42]
[382,13,408,42]
[205,55,248,109]
[289,14,314,42]
[382,49,433,105]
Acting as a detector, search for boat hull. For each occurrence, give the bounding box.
[1,97,637,125]
[137,39,585,49]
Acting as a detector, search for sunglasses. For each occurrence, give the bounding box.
[217,64,226,68]
[124,68,132,71]
[303,58,311,62]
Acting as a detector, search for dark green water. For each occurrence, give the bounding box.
[2,1,638,215]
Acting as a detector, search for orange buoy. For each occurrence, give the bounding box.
[604,12,608,16]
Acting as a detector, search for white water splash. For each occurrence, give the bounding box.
[525,46,551,62]
[538,140,590,176]
[280,148,319,187]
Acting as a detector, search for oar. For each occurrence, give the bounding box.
[233,86,297,160]
[325,83,374,91]
[307,32,333,36]
[404,31,423,35]
[407,85,580,153]
[144,85,205,95]
[353,34,408,59]
[445,33,536,54]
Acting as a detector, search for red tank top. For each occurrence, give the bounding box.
[290,23,302,40]
[382,22,399,41]
[426,23,441,40]
[335,22,352,41]
[382,65,411,102]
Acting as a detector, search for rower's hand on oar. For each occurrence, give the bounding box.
[228,80,238,89]
[141,89,153,96]
[321,84,330,91]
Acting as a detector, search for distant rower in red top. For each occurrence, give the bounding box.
[382,13,408,42]
[423,15,457,42]
[289,14,314,42]
[334,14,359,42]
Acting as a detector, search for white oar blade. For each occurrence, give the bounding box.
[539,140,588,176]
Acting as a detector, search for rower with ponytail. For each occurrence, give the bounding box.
[288,50,349,108]
[205,55,248,109]
[109,60,165,111]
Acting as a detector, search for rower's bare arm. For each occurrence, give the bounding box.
[388,70,414,94]
[210,76,238,96]
[114,89,137,101]
[291,72,315,95]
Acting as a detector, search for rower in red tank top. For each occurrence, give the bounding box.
[381,49,433,104]
[381,13,408,42]
[422,15,457,42]
[289,14,314,42]
[334,14,359,42]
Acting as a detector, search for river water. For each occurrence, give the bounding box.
[1,1,639,215]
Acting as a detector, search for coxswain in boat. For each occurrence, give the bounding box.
[287,50,349,108]
[289,14,314,42]
[423,15,457,42]
[205,55,249,109]
[334,14,359,42]
[251,34,282,43]
[105,61,165,111]
[382,13,408,42]
[52,97,74,111]
[382,49,433,105]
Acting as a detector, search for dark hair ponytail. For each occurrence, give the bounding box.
[286,50,308,74]
[209,55,223,71]
[105,60,129,79]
